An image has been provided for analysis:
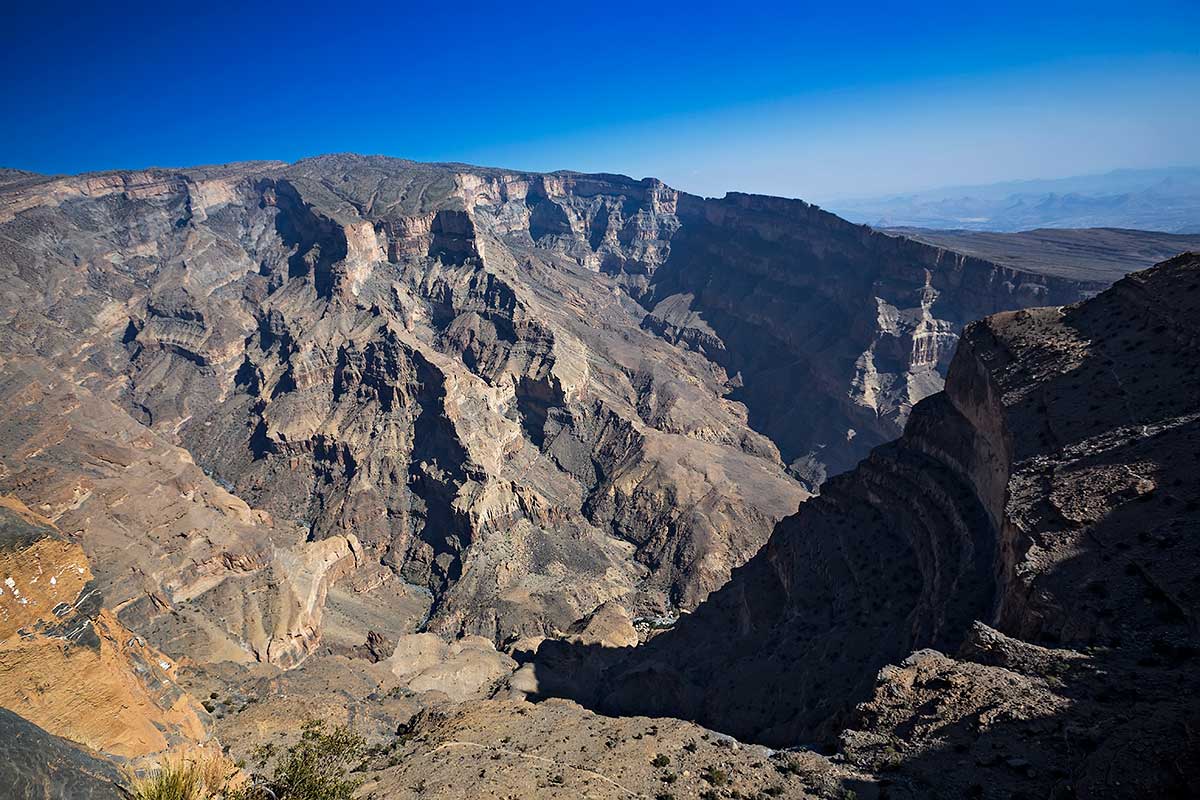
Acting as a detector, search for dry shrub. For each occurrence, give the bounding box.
[131,750,242,800]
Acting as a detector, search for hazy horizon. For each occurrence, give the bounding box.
[7,155,1199,206]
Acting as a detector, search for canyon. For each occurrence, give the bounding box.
[0,156,1194,798]
[531,254,1200,798]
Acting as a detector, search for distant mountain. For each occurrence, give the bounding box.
[884,226,1200,283]
[828,167,1200,233]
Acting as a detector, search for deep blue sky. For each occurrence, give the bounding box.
[3,0,1197,200]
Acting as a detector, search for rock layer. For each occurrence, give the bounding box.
[0,155,1102,657]
[0,496,211,761]
[0,707,127,800]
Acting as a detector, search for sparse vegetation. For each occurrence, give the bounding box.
[134,720,366,800]
[249,719,366,800]
[131,752,239,800]
[651,753,671,768]
[775,756,804,776]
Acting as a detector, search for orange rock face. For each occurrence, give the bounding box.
[0,496,211,761]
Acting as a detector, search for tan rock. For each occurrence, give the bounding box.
[387,633,516,702]
[565,601,638,649]
[0,498,211,761]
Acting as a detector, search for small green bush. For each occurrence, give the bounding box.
[133,719,365,800]
[701,765,728,786]
[251,719,366,800]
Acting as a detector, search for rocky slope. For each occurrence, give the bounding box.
[0,708,127,800]
[537,254,1200,797]
[0,496,212,762]
[0,152,1188,798]
[637,191,1101,487]
[359,697,867,799]
[0,359,364,671]
[0,155,1100,662]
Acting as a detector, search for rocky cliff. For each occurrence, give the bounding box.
[540,254,1200,797]
[0,155,1101,665]
[0,153,1189,799]
[0,496,212,761]
[653,192,1103,488]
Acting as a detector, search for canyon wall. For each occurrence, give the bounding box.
[540,255,1200,797]
[0,155,1101,662]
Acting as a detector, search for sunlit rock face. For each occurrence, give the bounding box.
[0,496,212,761]
[0,155,1098,657]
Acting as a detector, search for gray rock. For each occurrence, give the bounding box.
[0,708,127,800]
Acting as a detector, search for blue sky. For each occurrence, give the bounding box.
[2,0,1197,200]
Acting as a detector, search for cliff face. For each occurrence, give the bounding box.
[0,154,1100,661]
[0,496,212,761]
[646,192,1102,488]
[0,360,362,671]
[556,255,1200,797]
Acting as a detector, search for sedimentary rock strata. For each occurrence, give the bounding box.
[0,707,127,800]
[0,155,1100,655]
[0,496,211,761]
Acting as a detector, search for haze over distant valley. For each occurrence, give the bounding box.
[883,226,1200,283]
[828,166,1200,233]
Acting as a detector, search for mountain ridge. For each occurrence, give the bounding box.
[527,252,1200,797]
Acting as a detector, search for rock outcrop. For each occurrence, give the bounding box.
[0,496,211,761]
[547,254,1200,798]
[0,361,362,671]
[359,697,865,800]
[651,192,1103,488]
[0,707,127,800]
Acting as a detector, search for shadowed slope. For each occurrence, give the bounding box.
[533,254,1200,797]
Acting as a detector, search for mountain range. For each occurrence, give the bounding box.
[829,167,1200,233]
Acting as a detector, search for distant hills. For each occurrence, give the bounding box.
[828,167,1200,233]
[885,226,1200,283]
